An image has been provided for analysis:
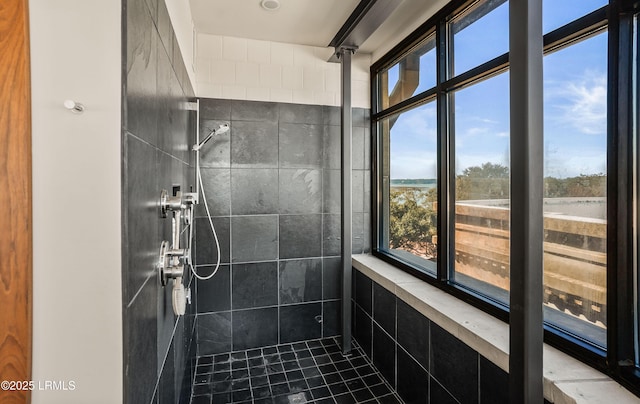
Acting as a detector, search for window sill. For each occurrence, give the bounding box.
[352,253,639,404]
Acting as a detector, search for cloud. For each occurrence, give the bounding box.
[465,127,489,137]
[547,72,606,136]
[392,105,437,143]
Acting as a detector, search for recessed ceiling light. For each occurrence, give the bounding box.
[261,0,280,11]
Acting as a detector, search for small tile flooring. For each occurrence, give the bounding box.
[190,337,403,404]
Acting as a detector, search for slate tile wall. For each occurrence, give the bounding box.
[195,98,371,354]
[122,0,197,403]
[352,269,512,404]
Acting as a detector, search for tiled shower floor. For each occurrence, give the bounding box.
[190,337,403,404]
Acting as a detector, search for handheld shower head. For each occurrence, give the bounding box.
[193,123,230,151]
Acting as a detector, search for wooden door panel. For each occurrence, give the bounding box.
[0,0,33,403]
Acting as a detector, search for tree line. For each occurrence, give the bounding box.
[389,162,606,257]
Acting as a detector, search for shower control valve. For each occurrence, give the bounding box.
[183,192,198,205]
[157,241,186,286]
[160,189,183,218]
[182,193,198,225]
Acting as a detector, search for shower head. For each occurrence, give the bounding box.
[193,123,230,151]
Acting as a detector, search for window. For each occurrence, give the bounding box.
[377,34,436,110]
[379,102,438,275]
[543,0,608,34]
[452,72,510,304]
[372,0,640,394]
[450,0,509,76]
[543,31,608,347]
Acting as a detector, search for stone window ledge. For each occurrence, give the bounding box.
[352,254,639,404]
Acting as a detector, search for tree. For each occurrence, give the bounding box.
[544,173,606,197]
[456,162,509,200]
[389,189,437,258]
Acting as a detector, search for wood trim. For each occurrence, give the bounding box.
[0,0,33,403]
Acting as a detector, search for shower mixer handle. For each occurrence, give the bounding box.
[183,192,198,205]
[160,264,184,287]
[157,241,187,286]
[160,189,198,218]
[160,189,182,218]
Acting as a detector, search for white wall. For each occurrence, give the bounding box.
[30,1,123,403]
[195,33,371,108]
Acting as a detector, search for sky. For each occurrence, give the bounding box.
[387,0,609,180]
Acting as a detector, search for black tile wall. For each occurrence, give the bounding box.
[232,262,279,309]
[196,168,230,217]
[480,356,509,403]
[231,215,279,262]
[397,348,429,404]
[231,100,279,122]
[200,98,231,120]
[322,301,341,337]
[372,324,396,389]
[279,303,323,343]
[352,269,518,404]
[195,99,371,359]
[195,217,230,265]
[397,300,429,370]
[430,377,458,404]
[124,136,158,304]
[278,169,322,214]
[354,305,372,358]
[231,121,278,167]
[322,169,341,214]
[158,339,176,404]
[198,312,232,355]
[196,265,231,313]
[373,283,396,337]
[125,276,158,404]
[354,270,373,315]
[322,257,341,300]
[431,323,478,403]
[232,308,279,350]
[279,123,324,168]
[279,214,322,259]
[122,0,197,402]
[231,169,279,215]
[279,259,322,304]
[322,214,341,257]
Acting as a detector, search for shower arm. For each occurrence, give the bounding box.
[192,123,229,151]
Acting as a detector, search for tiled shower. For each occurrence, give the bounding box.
[122,0,197,403]
[193,98,371,355]
[121,1,524,403]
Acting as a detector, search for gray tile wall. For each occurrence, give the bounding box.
[352,269,511,404]
[195,98,371,355]
[122,0,197,403]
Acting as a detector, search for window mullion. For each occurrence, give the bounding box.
[437,20,452,282]
[608,1,636,379]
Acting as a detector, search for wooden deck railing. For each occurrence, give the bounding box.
[454,202,606,324]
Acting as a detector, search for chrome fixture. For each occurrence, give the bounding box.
[160,189,181,218]
[63,99,84,113]
[157,188,198,315]
[160,189,198,220]
[157,241,187,286]
[192,123,229,151]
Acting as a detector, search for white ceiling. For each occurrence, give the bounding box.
[189,0,450,60]
[189,0,360,48]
